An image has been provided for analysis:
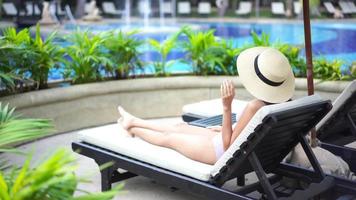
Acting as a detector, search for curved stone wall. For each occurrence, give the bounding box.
[0,76,351,134]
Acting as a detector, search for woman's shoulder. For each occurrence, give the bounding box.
[246,99,266,112]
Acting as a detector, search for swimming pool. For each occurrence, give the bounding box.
[50,21,356,80]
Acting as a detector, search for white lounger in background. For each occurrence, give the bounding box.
[198,2,212,15]
[293,1,301,15]
[323,2,336,15]
[177,1,191,15]
[26,2,41,16]
[182,99,248,120]
[271,2,285,15]
[102,2,123,15]
[235,1,252,16]
[2,2,17,16]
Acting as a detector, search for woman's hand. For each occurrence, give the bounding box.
[221,80,235,111]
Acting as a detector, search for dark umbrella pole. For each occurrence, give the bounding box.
[302,0,317,147]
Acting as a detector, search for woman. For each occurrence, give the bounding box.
[118,47,295,165]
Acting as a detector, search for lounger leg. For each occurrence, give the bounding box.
[298,133,325,180]
[248,151,278,200]
[101,167,114,191]
[346,113,356,137]
[237,175,245,186]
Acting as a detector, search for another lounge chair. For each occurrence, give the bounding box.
[26,2,41,16]
[323,2,336,15]
[271,2,285,15]
[339,1,354,15]
[177,1,191,15]
[102,2,123,15]
[2,2,17,16]
[138,0,151,16]
[198,1,212,15]
[348,1,356,13]
[235,1,252,16]
[161,1,173,15]
[72,95,356,199]
[182,99,248,122]
[293,1,301,15]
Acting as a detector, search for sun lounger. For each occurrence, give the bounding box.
[271,2,285,15]
[2,2,17,16]
[323,2,336,14]
[198,2,212,15]
[316,81,356,144]
[182,99,248,122]
[161,1,173,14]
[72,95,356,199]
[102,2,123,15]
[348,1,356,13]
[339,1,353,15]
[235,1,252,16]
[26,2,41,16]
[138,0,151,15]
[293,1,301,15]
[177,1,191,15]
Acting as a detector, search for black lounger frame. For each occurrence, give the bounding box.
[317,91,356,142]
[72,100,356,199]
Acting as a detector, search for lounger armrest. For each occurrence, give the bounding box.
[280,176,335,200]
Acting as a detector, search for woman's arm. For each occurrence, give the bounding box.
[229,99,265,146]
[221,80,235,151]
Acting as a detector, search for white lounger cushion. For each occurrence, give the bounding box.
[182,99,248,118]
[211,95,322,176]
[316,80,356,131]
[78,124,214,181]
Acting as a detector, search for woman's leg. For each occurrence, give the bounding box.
[118,106,217,137]
[129,127,217,164]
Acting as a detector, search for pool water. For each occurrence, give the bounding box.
[49,21,356,81]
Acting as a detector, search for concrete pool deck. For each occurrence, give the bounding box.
[2,117,258,199]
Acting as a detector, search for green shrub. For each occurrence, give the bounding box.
[276,43,306,77]
[351,61,356,79]
[313,58,344,80]
[0,25,65,90]
[251,31,270,46]
[0,149,121,200]
[181,27,228,75]
[28,24,66,89]
[0,103,53,154]
[65,30,113,84]
[0,27,33,91]
[103,30,143,79]
[148,32,179,76]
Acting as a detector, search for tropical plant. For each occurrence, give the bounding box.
[181,27,224,75]
[26,24,66,89]
[313,58,344,80]
[0,27,33,92]
[148,33,179,76]
[103,30,143,79]
[351,61,356,79]
[250,31,270,47]
[276,43,306,77]
[220,39,242,75]
[65,30,113,84]
[0,149,122,200]
[0,103,53,153]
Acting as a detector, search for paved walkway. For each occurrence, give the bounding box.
[2,117,257,199]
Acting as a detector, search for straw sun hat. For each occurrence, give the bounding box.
[236,47,295,103]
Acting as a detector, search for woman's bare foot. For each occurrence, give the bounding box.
[117,119,135,137]
[117,106,136,130]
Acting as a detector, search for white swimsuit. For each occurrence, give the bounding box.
[212,133,224,160]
